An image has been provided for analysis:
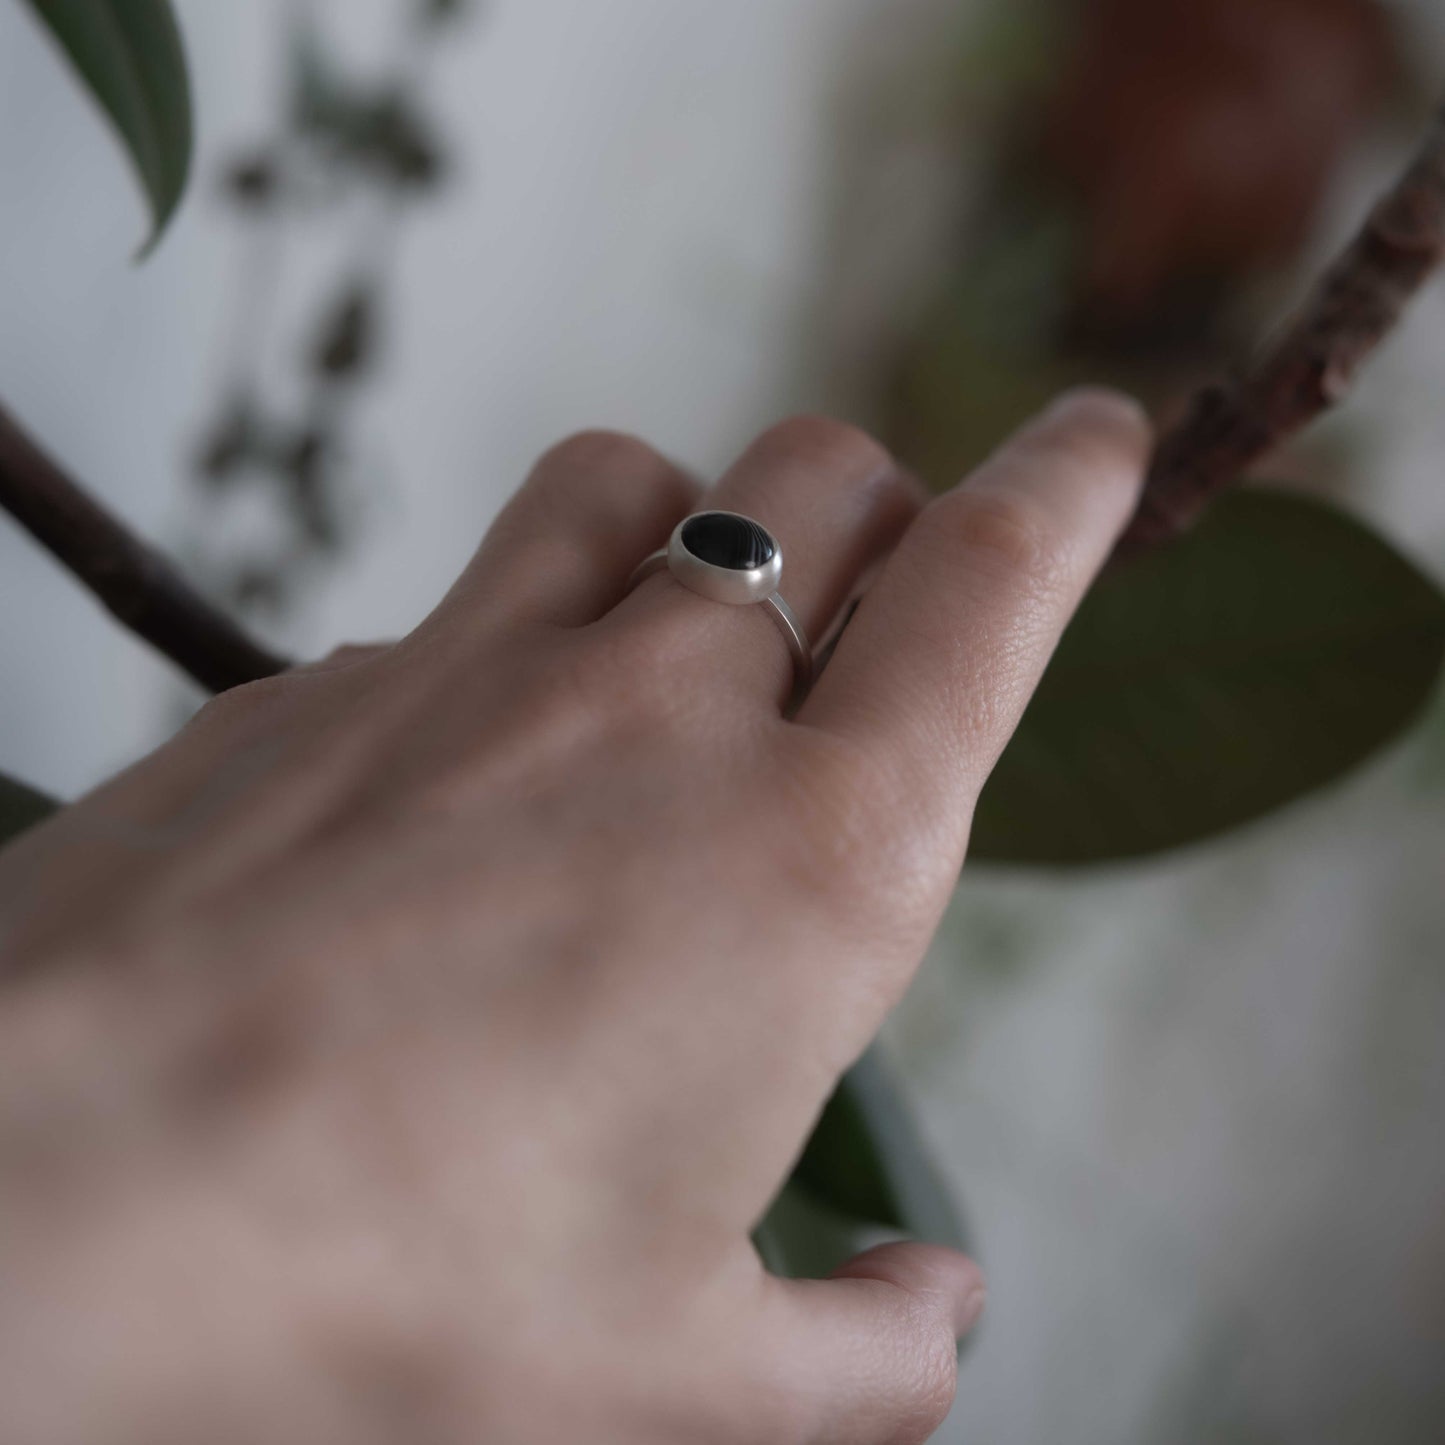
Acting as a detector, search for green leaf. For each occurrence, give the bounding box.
[1,772,60,848]
[762,1051,965,1277]
[753,1180,874,1282]
[22,0,193,252]
[755,1048,966,1279]
[289,25,444,190]
[972,490,1445,864]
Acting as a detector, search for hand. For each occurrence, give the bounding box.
[0,391,1148,1445]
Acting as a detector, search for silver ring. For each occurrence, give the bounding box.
[627,511,813,694]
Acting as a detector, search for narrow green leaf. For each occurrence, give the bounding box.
[753,1180,874,1282]
[775,1048,966,1268]
[972,490,1445,864]
[755,1051,966,1280]
[1,772,59,848]
[22,0,193,252]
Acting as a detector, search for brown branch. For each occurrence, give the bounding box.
[7,101,1445,693]
[0,404,290,694]
[1125,96,1445,548]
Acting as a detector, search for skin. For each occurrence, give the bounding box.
[0,390,1149,1445]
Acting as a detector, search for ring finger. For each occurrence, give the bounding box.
[607,416,922,708]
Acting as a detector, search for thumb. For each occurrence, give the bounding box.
[760,1242,986,1445]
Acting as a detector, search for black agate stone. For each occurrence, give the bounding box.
[680,512,776,570]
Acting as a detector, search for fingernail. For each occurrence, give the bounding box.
[1047,384,1147,423]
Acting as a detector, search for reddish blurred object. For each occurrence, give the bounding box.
[1044,0,1397,327]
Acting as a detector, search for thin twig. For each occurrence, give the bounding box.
[0,404,290,693]
[1124,96,1445,548]
[4,101,1445,694]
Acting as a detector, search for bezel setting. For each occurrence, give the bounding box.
[666,510,783,605]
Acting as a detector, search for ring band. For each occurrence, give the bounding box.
[627,511,813,695]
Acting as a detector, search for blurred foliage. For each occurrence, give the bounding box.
[1039,0,1396,334]
[0,772,58,846]
[753,1179,876,1283]
[289,22,448,189]
[1412,681,1445,793]
[793,1048,967,1247]
[888,0,1408,482]
[20,0,192,252]
[761,1048,967,1277]
[187,0,473,621]
[974,492,1445,863]
[874,0,1445,863]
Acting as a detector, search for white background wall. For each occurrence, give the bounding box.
[4,3,1445,1442]
[1,0,886,796]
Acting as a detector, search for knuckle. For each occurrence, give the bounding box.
[534,427,661,480]
[929,485,1069,593]
[755,413,894,479]
[856,458,927,537]
[190,671,297,729]
[1014,390,1149,502]
[1045,385,1152,458]
[1014,420,1116,487]
[316,642,388,669]
[886,462,931,512]
[280,642,392,680]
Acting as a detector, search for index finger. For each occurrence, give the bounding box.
[796,389,1150,843]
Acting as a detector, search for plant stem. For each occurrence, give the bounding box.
[0,404,289,693]
[3,100,1445,689]
[1125,96,1445,547]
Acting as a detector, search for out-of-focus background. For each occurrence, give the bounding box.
[3,1,1445,1439]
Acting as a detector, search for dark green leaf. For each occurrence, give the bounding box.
[310,281,378,378]
[786,1048,966,1254]
[418,0,473,28]
[289,20,346,134]
[1,772,60,848]
[22,0,193,252]
[972,490,1445,864]
[222,150,281,210]
[755,1051,966,1281]
[289,28,443,190]
[753,1179,876,1281]
[194,396,262,484]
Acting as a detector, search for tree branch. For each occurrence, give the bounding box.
[0,404,289,693]
[1125,96,1445,548]
[5,102,1445,695]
